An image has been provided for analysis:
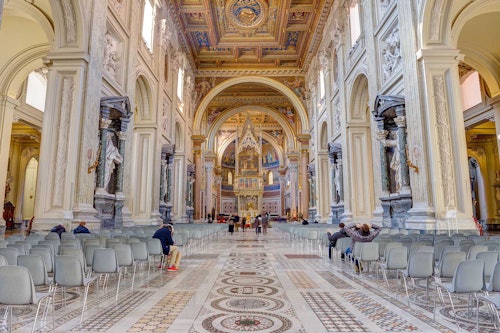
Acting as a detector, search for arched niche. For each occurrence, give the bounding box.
[135,75,154,122]
[206,105,296,151]
[193,76,310,134]
[320,121,328,151]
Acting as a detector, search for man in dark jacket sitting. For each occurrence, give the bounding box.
[327,223,349,260]
[153,224,182,271]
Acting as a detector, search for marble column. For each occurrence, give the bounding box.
[192,135,205,221]
[395,107,410,194]
[205,162,214,219]
[186,164,195,223]
[289,161,298,218]
[214,174,222,217]
[300,149,309,218]
[115,130,128,193]
[376,126,390,196]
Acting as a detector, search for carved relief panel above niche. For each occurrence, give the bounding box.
[379,23,402,84]
[103,26,125,88]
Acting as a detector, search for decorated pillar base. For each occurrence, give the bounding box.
[159,202,168,224]
[380,193,413,228]
[308,208,317,222]
[405,206,437,231]
[186,206,194,224]
[485,218,500,231]
[114,192,125,229]
[340,208,352,223]
[94,192,116,229]
[330,203,344,225]
[165,203,173,223]
[371,206,384,224]
[380,197,392,227]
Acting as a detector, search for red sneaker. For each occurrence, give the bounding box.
[167,266,178,271]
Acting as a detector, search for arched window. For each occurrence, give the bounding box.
[461,71,482,111]
[349,2,361,46]
[268,171,273,185]
[319,70,325,99]
[26,71,47,112]
[228,171,233,185]
[177,67,184,101]
[142,0,155,51]
[22,157,38,220]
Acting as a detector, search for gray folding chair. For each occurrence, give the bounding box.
[112,244,137,291]
[54,255,98,323]
[355,242,379,274]
[92,248,121,302]
[30,247,54,274]
[0,265,53,332]
[376,246,408,287]
[130,241,150,278]
[17,254,53,288]
[476,251,499,283]
[478,261,500,330]
[0,247,19,265]
[435,260,484,331]
[398,251,434,306]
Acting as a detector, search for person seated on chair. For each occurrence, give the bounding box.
[73,221,90,234]
[51,224,66,238]
[327,223,349,260]
[152,224,182,271]
[344,222,382,272]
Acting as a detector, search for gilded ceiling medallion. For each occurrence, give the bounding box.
[226,0,269,29]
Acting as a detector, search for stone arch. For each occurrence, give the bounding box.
[451,2,500,97]
[135,75,154,122]
[420,0,454,47]
[206,105,296,151]
[49,0,87,50]
[216,131,285,168]
[193,76,310,134]
[0,46,50,98]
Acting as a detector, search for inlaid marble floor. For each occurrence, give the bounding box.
[2,227,497,332]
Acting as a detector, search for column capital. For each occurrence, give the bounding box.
[191,134,206,147]
[100,118,112,129]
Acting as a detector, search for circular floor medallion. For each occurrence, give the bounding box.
[202,312,293,332]
[211,297,284,312]
[221,276,274,286]
[217,285,279,297]
[224,270,271,277]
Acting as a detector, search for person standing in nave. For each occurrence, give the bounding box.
[261,212,269,234]
[227,214,235,235]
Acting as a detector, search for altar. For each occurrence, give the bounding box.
[234,114,264,218]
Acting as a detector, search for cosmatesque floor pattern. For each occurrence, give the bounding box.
[2,227,499,332]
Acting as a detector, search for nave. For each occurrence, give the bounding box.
[1,226,497,333]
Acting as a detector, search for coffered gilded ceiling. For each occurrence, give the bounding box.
[168,0,334,75]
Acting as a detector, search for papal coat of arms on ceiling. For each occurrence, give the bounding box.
[226,0,269,28]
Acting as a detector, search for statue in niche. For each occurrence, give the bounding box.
[104,132,123,191]
[334,163,341,196]
[390,145,402,193]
